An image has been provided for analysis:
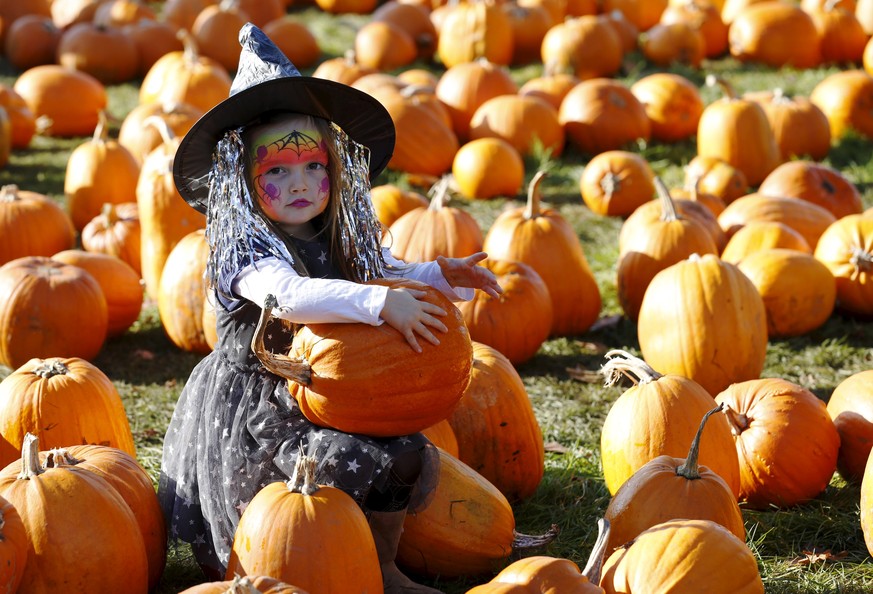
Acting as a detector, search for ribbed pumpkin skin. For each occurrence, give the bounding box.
[737,248,836,337]
[139,46,232,113]
[466,555,604,593]
[0,442,149,594]
[157,229,211,354]
[386,202,484,262]
[637,254,768,396]
[827,370,873,483]
[39,444,166,591]
[80,201,142,276]
[813,214,873,317]
[290,279,473,437]
[0,257,108,368]
[51,249,144,338]
[728,2,821,68]
[381,93,459,177]
[180,576,310,593]
[436,3,514,68]
[456,259,552,365]
[630,72,704,143]
[447,342,545,502]
[0,186,75,266]
[744,91,831,162]
[684,155,749,205]
[601,519,764,594]
[579,150,655,217]
[0,495,26,594]
[397,449,517,578]
[600,366,740,497]
[226,481,381,594]
[718,193,837,250]
[715,378,840,509]
[0,357,136,467]
[720,220,811,264]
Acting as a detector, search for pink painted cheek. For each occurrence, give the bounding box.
[264,183,280,200]
[320,177,329,194]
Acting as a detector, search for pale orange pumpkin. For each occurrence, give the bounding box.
[718,192,837,250]
[720,220,811,263]
[683,154,748,205]
[716,377,840,509]
[809,69,873,140]
[637,253,768,396]
[728,1,821,68]
[118,100,203,166]
[737,248,836,337]
[436,2,514,68]
[813,213,873,317]
[381,91,459,177]
[697,76,781,187]
[13,64,107,138]
[81,201,142,276]
[370,184,430,231]
[354,21,418,71]
[158,229,212,354]
[452,137,525,200]
[518,71,581,110]
[743,89,832,162]
[630,72,704,143]
[809,1,868,65]
[435,59,518,141]
[180,576,310,594]
[540,15,624,80]
[468,94,565,158]
[660,0,729,58]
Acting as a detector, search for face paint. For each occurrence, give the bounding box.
[246,114,332,238]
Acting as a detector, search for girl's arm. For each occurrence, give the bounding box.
[383,250,502,300]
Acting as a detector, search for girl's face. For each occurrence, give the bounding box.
[247,114,330,239]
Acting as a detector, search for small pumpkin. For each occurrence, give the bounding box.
[80,202,142,276]
[827,370,873,483]
[435,59,518,141]
[179,575,310,594]
[757,160,862,220]
[717,193,837,250]
[452,138,525,200]
[226,455,381,593]
[683,155,748,206]
[0,184,74,266]
[158,229,212,354]
[720,220,811,264]
[716,377,840,509]
[630,72,704,143]
[579,150,655,217]
[813,213,873,317]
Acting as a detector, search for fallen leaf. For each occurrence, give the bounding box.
[788,548,848,566]
[566,366,604,383]
[543,441,569,454]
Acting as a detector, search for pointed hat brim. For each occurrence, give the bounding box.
[172,24,395,213]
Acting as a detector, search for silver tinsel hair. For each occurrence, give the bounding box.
[204,121,386,299]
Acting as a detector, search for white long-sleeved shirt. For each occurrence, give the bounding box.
[232,251,473,326]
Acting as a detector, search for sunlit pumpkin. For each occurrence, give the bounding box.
[13,64,107,137]
[718,193,837,250]
[813,213,873,317]
[0,184,74,266]
[827,370,873,483]
[728,1,821,68]
[452,137,525,200]
[469,94,565,158]
[630,72,704,143]
[720,220,811,264]
[540,15,624,80]
[579,150,655,217]
[809,69,873,140]
[758,161,862,219]
[435,59,518,141]
[436,2,514,68]
[683,155,748,205]
[743,89,832,162]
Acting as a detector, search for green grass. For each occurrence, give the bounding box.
[1,5,873,593]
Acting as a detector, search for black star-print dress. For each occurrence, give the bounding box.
[158,237,440,574]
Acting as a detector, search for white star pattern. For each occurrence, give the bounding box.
[236,500,249,515]
[318,250,328,264]
[347,459,361,473]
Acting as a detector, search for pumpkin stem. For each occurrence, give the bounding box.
[427,176,451,211]
[32,358,69,379]
[581,518,610,585]
[705,74,737,101]
[524,171,547,220]
[143,114,177,147]
[676,404,724,480]
[17,433,44,480]
[101,202,118,226]
[850,246,873,274]
[224,575,262,594]
[178,29,202,65]
[720,402,749,437]
[511,523,560,551]
[0,184,19,202]
[601,349,663,387]
[92,110,109,143]
[250,294,312,386]
[600,172,620,199]
[287,451,319,496]
[654,177,681,222]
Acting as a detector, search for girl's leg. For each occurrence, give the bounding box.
[365,449,444,594]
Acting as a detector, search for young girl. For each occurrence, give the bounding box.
[159,23,501,593]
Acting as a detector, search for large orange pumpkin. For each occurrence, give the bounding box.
[809,69,873,140]
[436,2,514,68]
[758,161,862,220]
[13,64,107,137]
[637,253,768,396]
[435,59,518,141]
[0,184,74,266]
[0,494,26,594]
[630,72,704,143]
[540,15,624,80]
[728,2,821,68]
[254,279,473,437]
[158,229,212,354]
[0,357,136,468]
[0,257,108,368]
[715,377,840,509]
[717,193,837,250]
[743,89,832,162]
[0,434,149,594]
[468,93,565,158]
[180,576,310,594]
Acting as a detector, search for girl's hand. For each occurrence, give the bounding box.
[380,288,448,353]
[437,252,503,299]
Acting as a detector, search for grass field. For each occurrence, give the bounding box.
[1,5,873,593]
